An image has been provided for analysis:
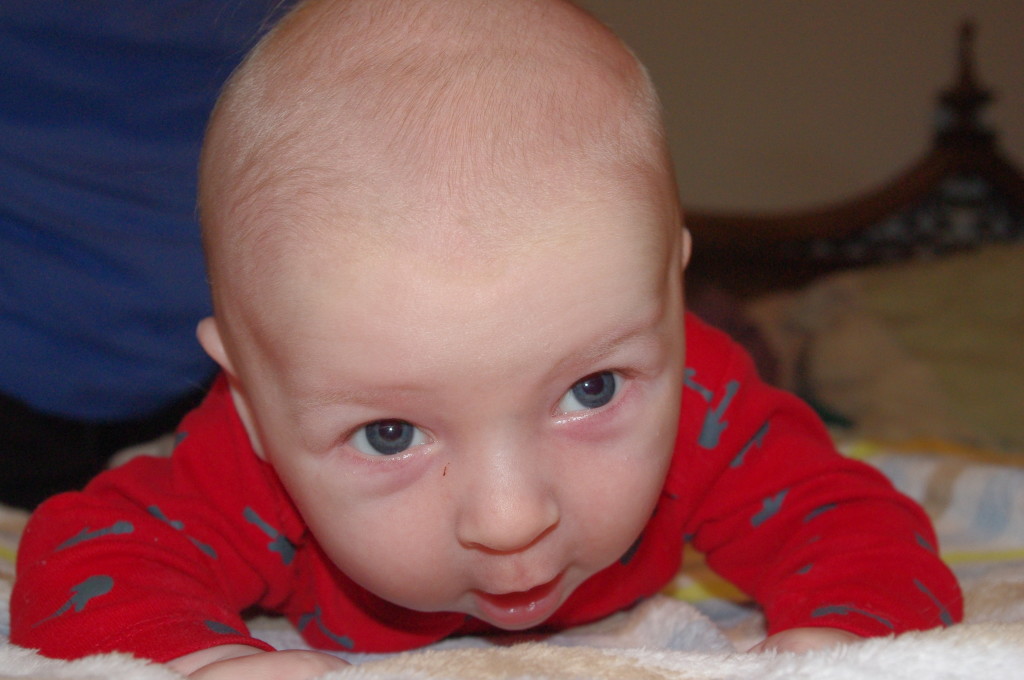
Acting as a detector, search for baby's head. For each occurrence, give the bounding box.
[197,0,690,630]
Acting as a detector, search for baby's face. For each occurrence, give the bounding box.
[211,190,687,630]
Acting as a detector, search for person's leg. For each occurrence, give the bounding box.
[0,391,106,509]
[0,385,208,510]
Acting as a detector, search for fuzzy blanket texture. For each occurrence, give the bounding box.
[2,441,1024,679]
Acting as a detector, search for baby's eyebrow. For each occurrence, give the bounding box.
[294,305,666,416]
[295,385,426,415]
[549,307,666,377]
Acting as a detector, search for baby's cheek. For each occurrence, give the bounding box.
[324,493,459,605]
[565,459,661,557]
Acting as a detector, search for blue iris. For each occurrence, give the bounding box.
[570,371,616,409]
[363,420,417,455]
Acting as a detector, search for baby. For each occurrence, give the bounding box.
[11,1,962,678]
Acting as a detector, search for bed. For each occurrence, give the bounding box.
[2,22,1023,680]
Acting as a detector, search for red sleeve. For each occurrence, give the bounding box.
[673,314,963,637]
[10,377,304,662]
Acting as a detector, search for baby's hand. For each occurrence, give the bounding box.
[169,644,349,679]
[747,627,862,654]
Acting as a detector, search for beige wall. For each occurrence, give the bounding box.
[579,1,1024,212]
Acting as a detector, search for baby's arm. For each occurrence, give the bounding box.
[16,482,347,680]
[677,317,962,639]
[169,645,348,680]
[10,453,293,662]
[684,397,961,638]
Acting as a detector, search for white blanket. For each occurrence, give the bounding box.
[2,596,1024,680]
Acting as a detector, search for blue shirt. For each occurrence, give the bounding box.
[0,1,288,419]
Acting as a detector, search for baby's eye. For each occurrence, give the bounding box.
[558,371,618,413]
[350,419,426,456]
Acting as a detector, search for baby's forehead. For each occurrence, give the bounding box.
[220,197,677,366]
[215,166,676,329]
[247,166,670,268]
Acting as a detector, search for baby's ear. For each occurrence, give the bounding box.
[679,226,692,271]
[196,317,267,458]
[197,317,235,375]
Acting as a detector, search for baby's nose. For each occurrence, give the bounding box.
[454,453,559,554]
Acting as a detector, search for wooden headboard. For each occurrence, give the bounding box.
[685,22,1024,299]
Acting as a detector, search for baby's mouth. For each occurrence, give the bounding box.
[472,573,565,630]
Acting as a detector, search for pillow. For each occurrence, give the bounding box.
[746,243,1024,452]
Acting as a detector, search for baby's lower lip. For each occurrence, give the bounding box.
[473,574,565,630]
